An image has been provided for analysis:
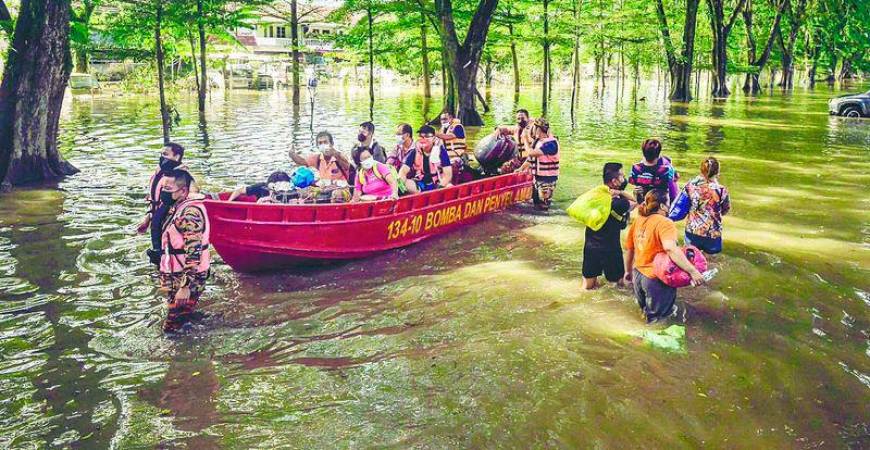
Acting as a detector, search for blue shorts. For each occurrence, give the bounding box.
[415,180,439,192]
[685,232,722,254]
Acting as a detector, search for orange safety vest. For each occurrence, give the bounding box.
[413,148,443,183]
[532,137,560,178]
[316,154,347,183]
[160,197,211,275]
[515,124,531,159]
[442,119,467,160]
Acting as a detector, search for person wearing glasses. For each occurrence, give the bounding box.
[398,124,453,194]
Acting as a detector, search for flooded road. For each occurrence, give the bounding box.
[1,81,868,448]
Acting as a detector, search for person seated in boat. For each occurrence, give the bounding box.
[352,147,399,202]
[518,118,560,211]
[227,171,291,202]
[136,142,195,265]
[288,131,352,203]
[388,123,414,171]
[351,121,387,164]
[435,111,467,163]
[493,108,533,173]
[399,125,453,193]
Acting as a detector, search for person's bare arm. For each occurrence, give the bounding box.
[288,146,308,166]
[227,186,246,202]
[440,166,453,187]
[662,238,705,285]
[385,172,399,199]
[623,248,635,283]
[398,164,411,179]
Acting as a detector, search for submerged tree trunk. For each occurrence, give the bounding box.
[420,12,431,98]
[508,22,520,93]
[367,4,375,112]
[197,0,208,112]
[741,0,784,94]
[291,0,301,105]
[188,30,201,99]
[706,0,745,98]
[0,0,79,187]
[435,0,498,126]
[542,0,550,114]
[778,0,807,90]
[155,0,170,144]
[656,0,701,101]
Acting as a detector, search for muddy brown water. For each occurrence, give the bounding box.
[0,81,868,448]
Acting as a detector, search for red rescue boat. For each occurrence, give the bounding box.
[203,173,534,272]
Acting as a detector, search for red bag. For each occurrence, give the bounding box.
[653,246,708,288]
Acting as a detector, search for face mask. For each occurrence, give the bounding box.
[318,143,329,152]
[361,158,376,170]
[618,179,628,191]
[159,190,176,206]
[396,135,404,145]
[159,156,180,172]
[357,133,367,143]
[440,121,449,128]
[518,119,528,128]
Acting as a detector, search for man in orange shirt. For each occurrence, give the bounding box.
[624,189,704,323]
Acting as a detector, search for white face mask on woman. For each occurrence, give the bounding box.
[318,143,329,152]
[361,158,377,170]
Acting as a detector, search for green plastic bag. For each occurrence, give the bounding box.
[636,325,686,353]
[566,185,612,231]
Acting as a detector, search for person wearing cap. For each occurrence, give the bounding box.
[399,125,453,193]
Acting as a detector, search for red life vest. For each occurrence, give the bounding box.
[442,119,467,160]
[413,148,442,183]
[532,137,560,178]
[160,197,211,275]
[316,154,347,183]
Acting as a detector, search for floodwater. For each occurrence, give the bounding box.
[1,79,868,448]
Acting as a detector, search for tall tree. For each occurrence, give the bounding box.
[154,0,171,143]
[262,1,327,105]
[0,0,79,187]
[706,0,746,98]
[776,0,807,89]
[741,0,785,93]
[542,0,550,113]
[196,0,207,111]
[420,10,432,97]
[656,0,702,101]
[71,0,100,74]
[433,0,499,126]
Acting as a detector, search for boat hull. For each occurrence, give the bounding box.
[204,173,534,272]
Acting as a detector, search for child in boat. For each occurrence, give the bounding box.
[629,139,679,203]
[668,156,731,254]
[518,118,560,211]
[352,147,399,202]
[228,171,291,202]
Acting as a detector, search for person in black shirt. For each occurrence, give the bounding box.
[582,162,637,289]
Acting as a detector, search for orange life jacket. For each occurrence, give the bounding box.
[160,196,211,275]
[316,154,347,183]
[532,137,560,178]
[442,119,467,160]
[413,148,443,183]
[515,124,531,159]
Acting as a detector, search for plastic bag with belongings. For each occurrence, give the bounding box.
[653,245,708,288]
[566,185,612,231]
[291,166,317,189]
[474,134,517,175]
